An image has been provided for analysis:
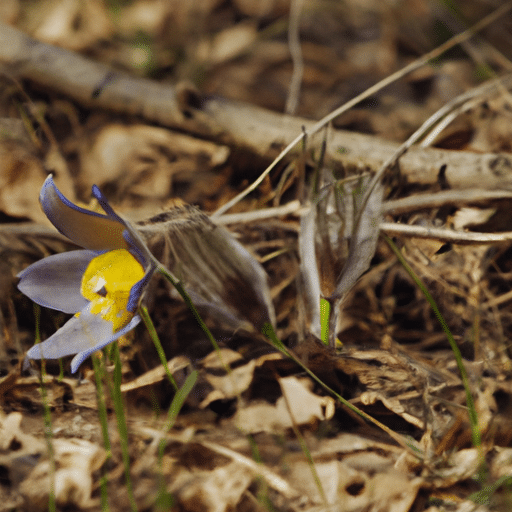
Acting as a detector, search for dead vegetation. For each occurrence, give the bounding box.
[1,0,512,510]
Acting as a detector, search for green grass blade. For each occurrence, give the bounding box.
[92,353,112,512]
[34,304,57,512]
[156,370,198,510]
[139,305,178,391]
[110,342,138,512]
[261,323,422,456]
[469,475,512,506]
[156,265,230,374]
[384,235,481,448]
[164,370,197,437]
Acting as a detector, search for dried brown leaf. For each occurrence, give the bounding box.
[235,376,334,433]
[0,136,47,222]
[196,22,258,65]
[431,448,481,488]
[174,461,253,512]
[20,438,105,510]
[80,123,229,199]
[200,349,256,407]
[32,0,114,51]
[120,355,190,392]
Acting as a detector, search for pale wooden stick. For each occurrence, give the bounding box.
[383,189,512,215]
[1,15,511,210]
[381,222,512,244]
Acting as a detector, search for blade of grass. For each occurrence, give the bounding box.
[384,235,481,449]
[261,323,423,457]
[155,370,198,511]
[139,305,178,392]
[34,304,57,512]
[40,371,56,512]
[110,342,138,512]
[138,301,198,509]
[92,353,112,512]
[162,371,197,445]
[469,475,512,506]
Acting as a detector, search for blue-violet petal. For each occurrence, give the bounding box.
[40,175,129,251]
[70,315,141,373]
[17,250,97,313]
[24,304,140,372]
[127,266,155,313]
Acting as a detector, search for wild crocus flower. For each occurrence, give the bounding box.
[18,175,156,373]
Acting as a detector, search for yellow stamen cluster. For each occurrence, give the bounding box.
[81,249,145,331]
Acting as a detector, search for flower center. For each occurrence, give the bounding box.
[81,249,145,331]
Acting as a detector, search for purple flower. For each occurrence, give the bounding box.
[18,176,156,373]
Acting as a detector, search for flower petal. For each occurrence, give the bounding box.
[93,186,155,265]
[40,175,129,251]
[92,184,126,225]
[127,265,155,312]
[17,250,97,313]
[24,304,140,372]
[70,316,140,373]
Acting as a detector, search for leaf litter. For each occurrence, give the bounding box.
[2,0,512,510]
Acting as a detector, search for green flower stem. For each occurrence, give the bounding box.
[110,343,138,512]
[139,305,178,392]
[92,354,112,512]
[320,297,330,346]
[163,371,197,444]
[156,264,229,374]
[384,235,481,449]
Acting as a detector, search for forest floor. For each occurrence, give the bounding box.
[2,0,512,511]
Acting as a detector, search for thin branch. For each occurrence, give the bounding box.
[213,200,302,224]
[383,189,512,215]
[212,1,512,216]
[381,222,512,244]
[2,21,512,201]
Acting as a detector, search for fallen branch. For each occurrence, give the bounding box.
[1,21,512,196]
